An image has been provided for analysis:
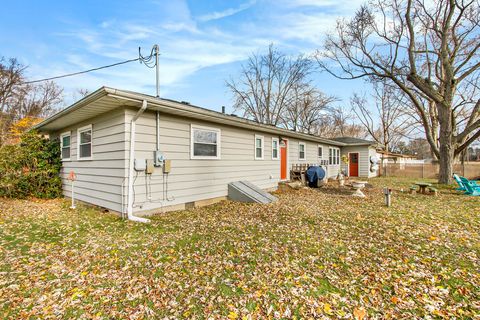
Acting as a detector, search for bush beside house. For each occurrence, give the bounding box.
[0,130,62,198]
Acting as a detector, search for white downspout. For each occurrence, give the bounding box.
[127,100,150,223]
[156,111,160,151]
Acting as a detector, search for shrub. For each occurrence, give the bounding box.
[0,130,62,198]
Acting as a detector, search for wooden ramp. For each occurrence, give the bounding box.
[227,181,277,204]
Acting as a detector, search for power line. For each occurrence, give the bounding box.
[139,46,157,69]
[24,57,142,84]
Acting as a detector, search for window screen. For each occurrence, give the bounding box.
[192,127,220,158]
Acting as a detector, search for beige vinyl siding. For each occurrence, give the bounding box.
[52,108,127,212]
[50,103,349,214]
[125,109,281,213]
[341,145,376,178]
[287,139,338,178]
[288,140,317,163]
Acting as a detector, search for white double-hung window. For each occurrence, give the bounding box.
[318,145,323,158]
[60,131,71,161]
[255,135,264,160]
[329,147,340,165]
[271,137,279,160]
[299,142,306,160]
[191,125,221,159]
[77,125,92,160]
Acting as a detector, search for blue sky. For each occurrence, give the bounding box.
[0,0,369,113]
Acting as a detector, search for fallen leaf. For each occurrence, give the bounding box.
[354,307,367,320]
[324,303,333,314]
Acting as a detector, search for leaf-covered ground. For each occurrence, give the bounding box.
[0,177,479,319]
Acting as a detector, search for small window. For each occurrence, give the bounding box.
[318,145,323,158]
[299,142,306,160]
[77,125,92,160]
[272,138,279,160]
[329,147,340,165]
[255,135,264,160]
[191,125,221,159]
[60,131,71,161]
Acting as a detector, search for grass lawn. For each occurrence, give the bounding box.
[0,177,479,319]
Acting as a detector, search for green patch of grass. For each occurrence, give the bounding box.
[218,283,236,297]
[309,278,340,297]
[0,177,479,318]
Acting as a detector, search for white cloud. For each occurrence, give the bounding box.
[272,13,335,43]
[197,0,256,22]
[33,0,366,103]
[100,20,115,28]
[279,0,364,10]
[48,3,263,96]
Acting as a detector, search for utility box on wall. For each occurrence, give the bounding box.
[163,160,171,173]
[134,159,146,171]
[146,159,154,174]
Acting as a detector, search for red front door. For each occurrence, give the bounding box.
[280,141,287,180]
[349,153,359,177]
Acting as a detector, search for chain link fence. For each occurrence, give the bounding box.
[379,162,480,179]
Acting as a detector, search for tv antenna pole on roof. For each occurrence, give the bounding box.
[139,44,160,97]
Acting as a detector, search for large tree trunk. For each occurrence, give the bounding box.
[437,106,454,184]
[438,140,454,184]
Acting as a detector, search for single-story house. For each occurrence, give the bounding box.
[34,87,377,220]
[330,137,380,178]
[376,150,421,164]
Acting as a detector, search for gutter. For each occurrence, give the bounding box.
[33,87,108,130]
[104,87,347,147]
[344,143,377,147]
[34,86,347,147]
[126,100,150,223]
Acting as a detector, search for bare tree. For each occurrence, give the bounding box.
[0,58,24,145]
[14,81,63,119]
[312,105,368,138]
[351,80,410,153]
[409,138,435,159]
[77,88,89,97]
[400,74,480,159]
[69,88,90,103]
[284,84,338,133]
[317,0,480,184]
[282,83,311,132]
[227,45,313,126]
[0,57,62,146]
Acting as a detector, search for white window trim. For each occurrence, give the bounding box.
[60,131,71,161]
[328,147,340,165]
[298,142,306,160]
[317,145,323,159]
[271,137,279,160]
[190,124,221,160]
[254,135,264,160]
[77,124,93,161]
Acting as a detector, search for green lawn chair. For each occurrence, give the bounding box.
[460,177,480,196]
[453,174,467,191]
[453,174,478,191]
